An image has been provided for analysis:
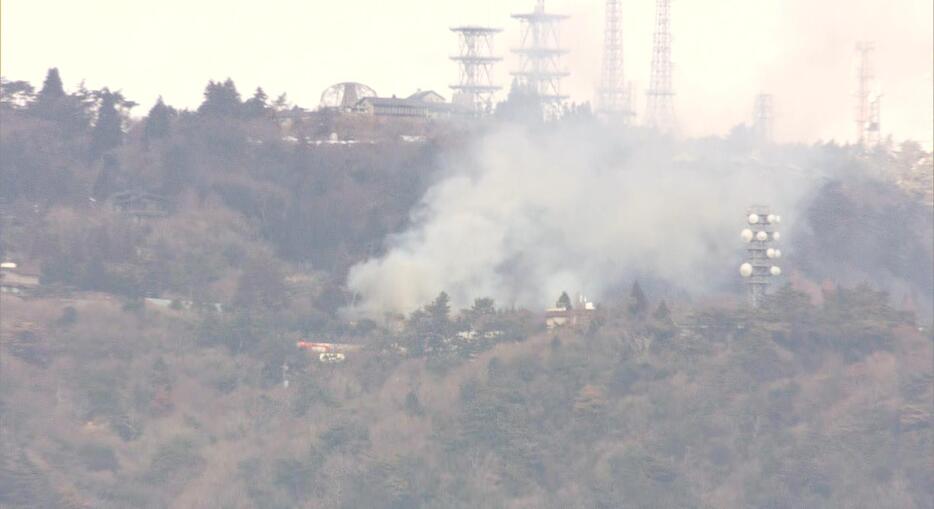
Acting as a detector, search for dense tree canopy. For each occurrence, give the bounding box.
[0,67,931,509]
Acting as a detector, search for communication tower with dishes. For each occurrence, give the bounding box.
[740,207,783,307]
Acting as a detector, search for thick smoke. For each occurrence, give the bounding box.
[345,123,820,319]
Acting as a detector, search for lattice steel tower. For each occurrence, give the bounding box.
[740,207,783,308]
[855,42,882,148]
[753,94,774,144]
[511,0,570,118]
[645,0,674,132]
[597,0,633,121]
[450,26,503,115]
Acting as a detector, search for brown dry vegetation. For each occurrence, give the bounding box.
[1,71,932,508]
[2,283,932,508]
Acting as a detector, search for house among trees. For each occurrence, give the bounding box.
[545,291,597,329]
[355,90,463,118]
[0,266,40,295]
[109,190,171,220]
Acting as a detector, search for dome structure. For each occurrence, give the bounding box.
[320,82,378,109]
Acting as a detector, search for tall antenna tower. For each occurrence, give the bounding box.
[645,0,674,132]
[867,94,881,147]
[855,42,882,148]
[740,207,783,308]
[450,26,503,115]
[597,0,633,121]
[753,94,774,144]
[511,0,570,118]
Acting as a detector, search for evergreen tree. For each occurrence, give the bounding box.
[91,154,120,200]
[198,78,242,117]
[272,93,290,112]
[0,78,35,109]
[142,97,173,146]
[243,87,269,118]
[495,79,543,124]
[426,292,451,325]
[556,291,572,310]
[652,300,672,322]
[37,68,65,103]
[32,68,86,126]
[627,281,648,317]
[470,297,496,317]
[89,89,123,160]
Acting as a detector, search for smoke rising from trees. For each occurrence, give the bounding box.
[345,123,823,318]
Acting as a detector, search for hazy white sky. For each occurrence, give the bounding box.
[2,0,931,145]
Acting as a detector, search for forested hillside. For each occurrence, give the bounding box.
[1,69,932,508]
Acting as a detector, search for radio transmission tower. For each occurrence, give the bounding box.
[855,42,882,148]
[740,207,783,308]
[645,0,674,132]
[868,94,881,147]
[450,26,502,115]
[753,94,774,144]
[597,0,633,121]
[511,0,570,118]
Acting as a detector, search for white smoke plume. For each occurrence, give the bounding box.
[345,123,818,319]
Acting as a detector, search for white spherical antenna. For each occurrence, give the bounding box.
[767,214,777,223]
[775,215,782,224]
[766,248,776,258]
[770,266,782,276]
[772,232,781,241]
[741,229,754,242]
[740,263,753,277]
[756,231,768,241]
[748,214,759,224]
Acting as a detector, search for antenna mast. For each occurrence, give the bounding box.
[855,42,881,148]
[740,208,783,308]
[753,94,774,144]
[511,0,570,119]
[450,26,502,115]
[645,0,674,132]
[597,0,633,121]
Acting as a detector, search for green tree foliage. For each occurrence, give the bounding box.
[628,281,648,317]
[820,284,906,359]
[470,297,496,316]
[234,259,289,311]
[425,291,450,325]
[142,96,174,145]
[1,70,931,509]
[652,299,671,322]
[404,292,454,356]
[556,291,572,310]
[243,87,269,118]
[198,78,242,117]
[495,80,543,124]
[91,154,120,199]
[272,92,290,112]
[28,68,89,132]
[0,77,35,109]
[89,88,123,160]
[37,67,65,103]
